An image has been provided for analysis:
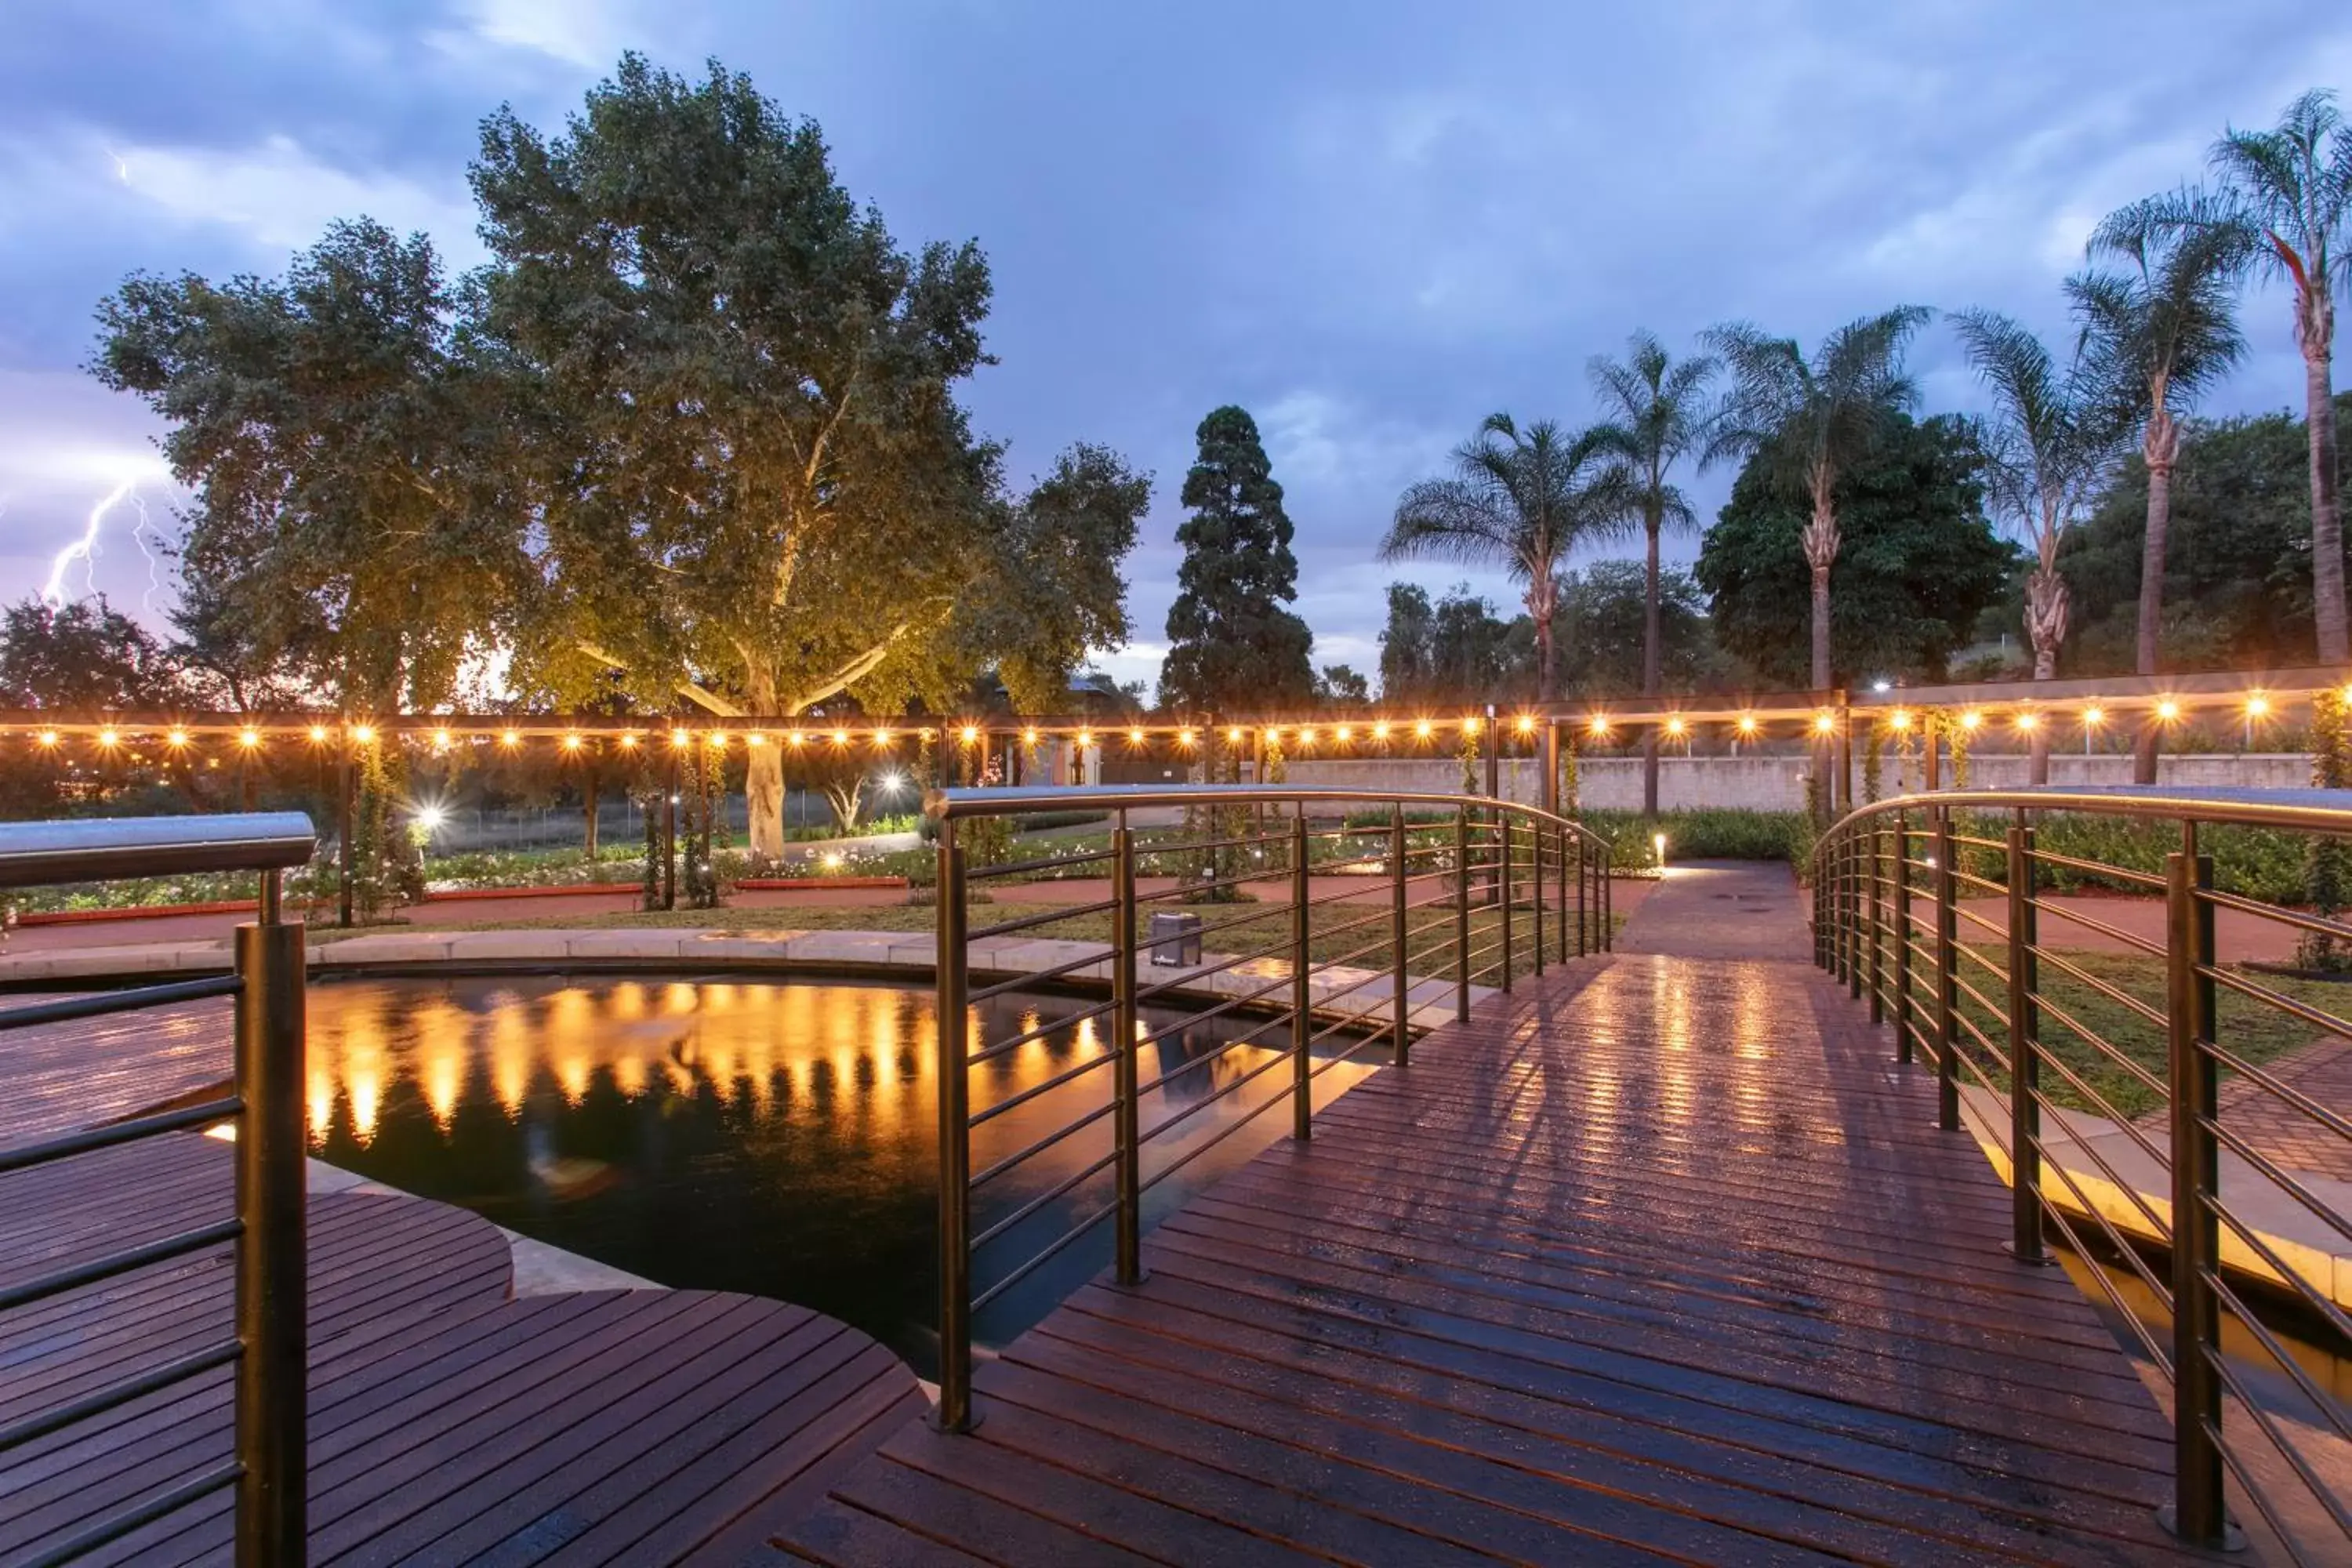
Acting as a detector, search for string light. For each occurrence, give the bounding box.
[1125,726,1142,744]
[350,723,376,744]
[562,731,583,751]
[308,725,328,743]
[1889,710,1911,732]
[1178,728,1197,747]
[1077,728,1093,748]
[166,728,189,748]
[239,728,261,750]
[1737,714,1759,736]
[1022,728,1039,746]
[433,727,452,751]
[1515,715,1534,735]
[1414,720,1433,739]
[501,728,521,747]
[1334,725,1352,743]
[2156,699,2180,723]
[706,730,728,748]
[747,732,767,747]
[671,728,691,748]
[873,728,891,746]
[36,729,58,748]
[1228,726,1245,744]
[2083,706,2104,728]
[1959,710,1983,731]
[831,728,851,746]
[1589,716,1612,736]
[2247,694,2271,719]
[1372,721,1392,742]
[960,724,979,745]
[618,733,639,750]
[97,728,119,749]
[2014,711,2039,731]
[1664,716,1686,738]
[1462,717,1481,736]
[1299,727,1317,746]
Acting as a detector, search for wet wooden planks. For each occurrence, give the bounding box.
[778,953,2198,1566]
[0,1130,924,1566]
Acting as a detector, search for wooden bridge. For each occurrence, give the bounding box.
[771,863,2195,1566]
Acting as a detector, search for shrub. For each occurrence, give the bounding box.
[1577,808,1813,866]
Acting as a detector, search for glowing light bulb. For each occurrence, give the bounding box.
[1077,729,1093,748]
[1372,721,1392,741]
[501,728,521,747]
[2157,699,2180,723]
[2082,706,2103,728]
[707,731,728,748]
[747,731,767,747]
[1737,714,1759,735]
[671,728,691,748]
[1268,728,1284,745]
[1959,710,1982,731]
[1022,728,1038,746]
[166,728,189,748]
[97,728,119,748]
[1515,715,1534,735]
[1664,716,1686,737]
[1463,717,1481,735]
[960,724,978,745]
[350,723,376,745]
[2015,711,2039,731]
[1178,728,1196,746]
[36,729,58,748]
[831,728,850,746]
[433,728,452,751]
[619,733,639,750]
[1889,710,1911,732]
[1414,720,1434,739]
[1813,713,1835,735]
[2248,695,2271,719]
[1334,725,1352,743]
[308,725,328,743]
[1589,717,1611,737]
[563,731,583,751]
[239,728,261,750]
[1128,727,1145,744]
[1299,727,1317,746]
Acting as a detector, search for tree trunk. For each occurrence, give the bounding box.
[1642,513,1661,820]
[2132,408,2176,785]
[2308,335,2347,663]
[744,668,786,866]
[1534,601,1555,704]
[2025,561,2069,786]
[584,760,601,861]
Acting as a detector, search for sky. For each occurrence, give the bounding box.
[1,0,2346,695]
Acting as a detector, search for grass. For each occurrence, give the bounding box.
[1862,936,2343,1122]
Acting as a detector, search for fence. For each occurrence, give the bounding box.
[1812,786,2352,1555]
[923,783,1614,1431]
[0,813,314,1566]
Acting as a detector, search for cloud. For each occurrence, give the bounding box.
[108,132,483,260]
[438,0,645,70]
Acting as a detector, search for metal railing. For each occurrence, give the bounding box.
[926,783,1613,1430]
[0,813,314,1567]
[1811,786,2352,1558]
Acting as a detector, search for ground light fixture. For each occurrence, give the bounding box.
[1653,832,1668,869]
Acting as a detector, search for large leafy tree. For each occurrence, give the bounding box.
[1551,561,1734,699]
[1951,308,2125,780]
[92,218,519,711]
[473,55,1142,858]
[1697,412,2016,688]
[1702,308,1932,694]
[2059,394,2352,674]
[2200,90,2352,662]
[1159,405,1315,712]
[2077,192,2245,780]
[1589,332,1716,815]
[1377,583,1438,704]
[1381,413,1622,702]
[0,597,184,711]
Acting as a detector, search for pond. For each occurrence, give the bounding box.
[303,974,1384,1374]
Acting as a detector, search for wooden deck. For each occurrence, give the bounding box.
[777,865,2200,1566]
[0,1046,924,1565]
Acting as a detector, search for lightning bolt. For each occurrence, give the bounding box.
[42,478,140,608]
[125,492,163,612]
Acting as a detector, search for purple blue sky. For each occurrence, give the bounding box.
[0,1,2344,691]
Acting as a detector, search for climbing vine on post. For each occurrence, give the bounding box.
[1863,722,1886,804]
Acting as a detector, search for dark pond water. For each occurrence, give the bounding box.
[303,975,1382,1373]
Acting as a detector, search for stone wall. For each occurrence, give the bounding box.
[1279,753,2317,812]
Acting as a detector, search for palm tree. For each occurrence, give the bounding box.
[2203,90,2352,662]
[1951,307,2125,783]
[2076,191,2246,781]
[1588,331,1716,818]
[1382,415,1624,704]
[1703,307,1932,692]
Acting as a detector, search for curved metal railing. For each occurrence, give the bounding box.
[0,813,314,1566]
[1811,786,2352,1556]
[924,783,1613,1430]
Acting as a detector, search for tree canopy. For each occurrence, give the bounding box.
[0,597,184,711]
[1697,412,2016,688]
[1159,405,1315,711]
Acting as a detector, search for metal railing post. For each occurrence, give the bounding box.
[932,829,975,1432]
[235,871,307,1568]
[1291,809,1312,1142]
[1867,821,1886,1023]
[2006,815,2049,1265]
[1454,804,1472,1021]
[1602,846,1613,950]
[2164,836,2229,1545]
[1498,813,1514,993]
[1530,818,1545,978]
[1112,818,1141,1286]
[1573,834,1587,957]
[1933,806,1959,1131]
[1893,810,1913,1063]
[1557,825,1571,966]
[1843,828,1861,996]
[1390,804,1410,1067]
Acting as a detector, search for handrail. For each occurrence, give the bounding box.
[0,811,314,889]
[0,811,311,1566]
[1809,783,2352,1558]
[922,785,1612,1436]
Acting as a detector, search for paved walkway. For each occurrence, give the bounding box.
[776,872,2191,1565]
